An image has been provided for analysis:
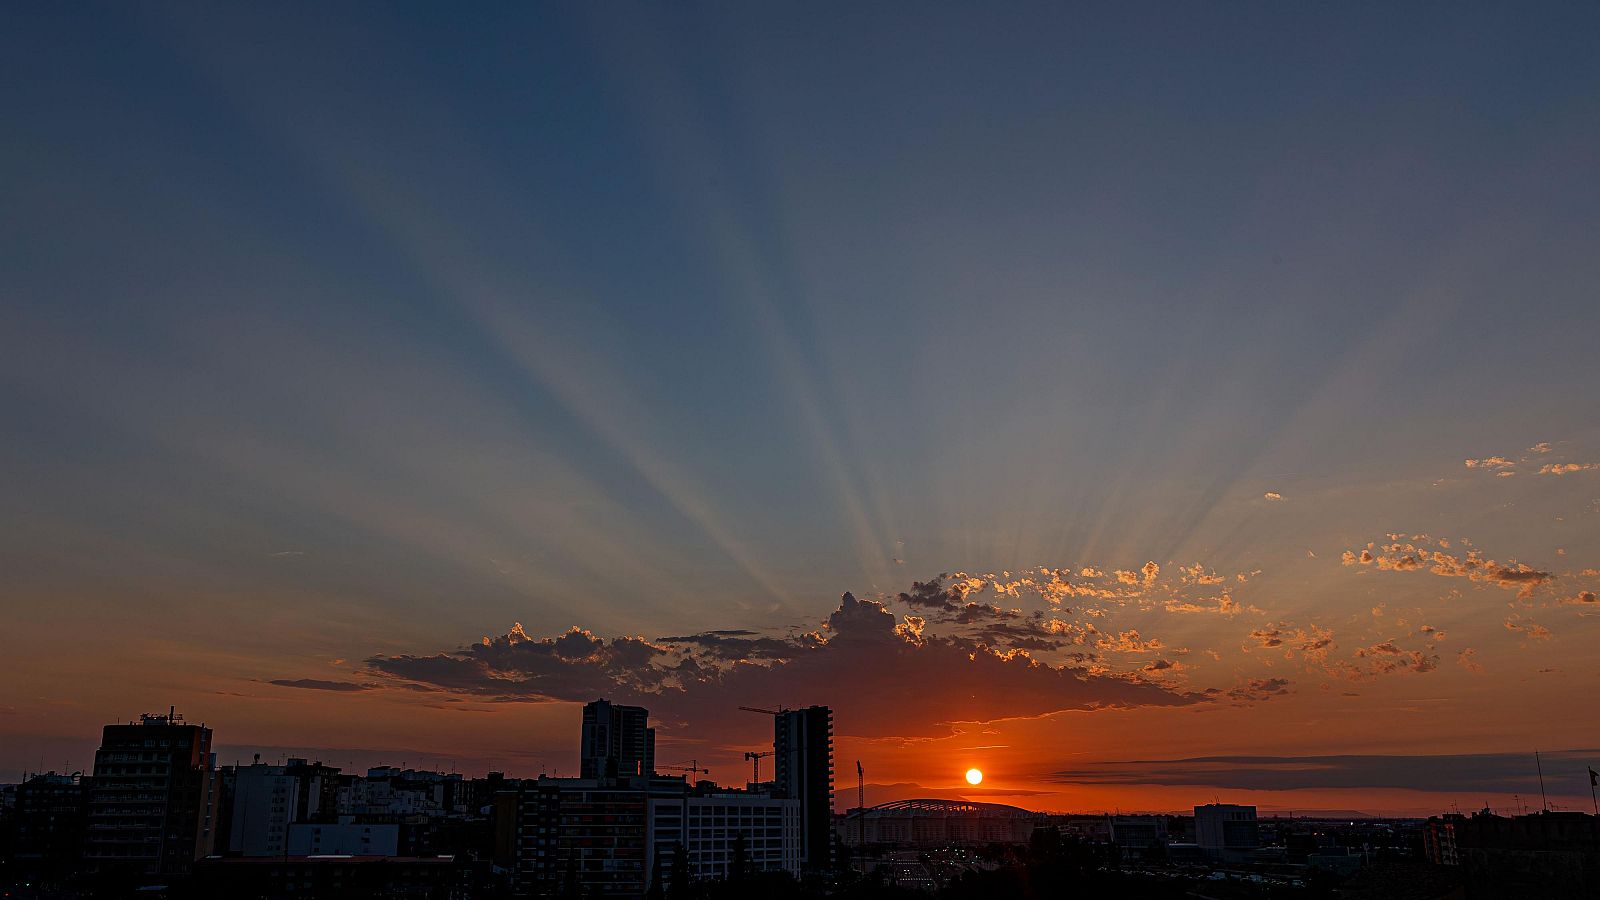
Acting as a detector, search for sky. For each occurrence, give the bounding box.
[3,2,1599,816]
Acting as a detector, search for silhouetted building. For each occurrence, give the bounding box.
[516,777,650,897]
[580,699,655,779]
[84,710,216,878]
[284,757,342,823]
[1109,813,1169,854]
[228,760,300,856]
[9,771,88,887]
[1424,813,1462,866]
[287,821,400,856]
[1195,803,1259,862]
[839,799,1041,846]
[656,789,801,881]
[774,705,833,870]
[194,854,474,899]
[1443,809,1600,899]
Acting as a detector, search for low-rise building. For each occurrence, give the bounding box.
[287,820,401,856]
[9,772,88,886]
[1195,803,1259,862]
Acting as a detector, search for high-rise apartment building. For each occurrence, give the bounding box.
[774,705,833,870]
[580,699,655,779]
[84,710,216,878]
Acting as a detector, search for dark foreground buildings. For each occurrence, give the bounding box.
[9,771,88,888]
[1426,808,1600,898]
[509,698,824,896]
[0,699,832,897]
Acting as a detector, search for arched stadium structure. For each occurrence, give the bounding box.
[839,798,1044,847]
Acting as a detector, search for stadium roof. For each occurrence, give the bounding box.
[860,798,1039,818]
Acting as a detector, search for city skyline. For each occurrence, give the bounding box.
[6,2,1600,824]
[9,701,1599,819]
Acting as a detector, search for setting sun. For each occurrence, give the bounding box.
[965,768,984,785]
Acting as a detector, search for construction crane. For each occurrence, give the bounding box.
[661,760,710,780]
[856,760,864,813]
[737,706,783,716]
[744,750,775,783]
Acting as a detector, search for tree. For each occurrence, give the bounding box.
[647,850,666,900]
[668,841,690,900]
[561,851,584,899]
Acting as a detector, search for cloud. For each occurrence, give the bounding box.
[1559,590,1598,606]
[1456,648,1483,673]
[1095,629,1165,654]
[1177,563,1227,586]
[365,590,1202,739]
[1263,491,1283,501]
[269,678,375,692]
[1503,615,1551,640]
[1458,442,1596,477]
[1162,592,1246,616]
[1539,462,1600,475]
[1350,641,1439,676]
[655,631,802,661]
[1047,750,1600,794]
[1246,623,1335,662]
[1204,677,1291,704]
[1248,620,1447,681]
[1343,536,1553,598]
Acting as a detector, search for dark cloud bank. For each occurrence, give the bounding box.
[353,592,1203,739]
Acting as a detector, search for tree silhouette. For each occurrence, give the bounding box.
[667,841,690,900]
[647,850,666,900]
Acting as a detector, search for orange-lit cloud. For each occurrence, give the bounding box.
[1343,535,1554,598]
[364,591,1203,740]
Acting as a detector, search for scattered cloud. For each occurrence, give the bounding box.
[1210,677,1291,704]
[1503,615,1552,641]
[1246,623,1335,663]
[1343,535,1553,598]
[1539,462,1600,475]
[1095,629,1166,654]
[269,678,375,692]
[1349,641,1438,676]
[1264,491,1283,501]
[1048,750,1599,794]
[1458,441,1597,478]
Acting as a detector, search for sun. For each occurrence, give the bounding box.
[965,768,983,785]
